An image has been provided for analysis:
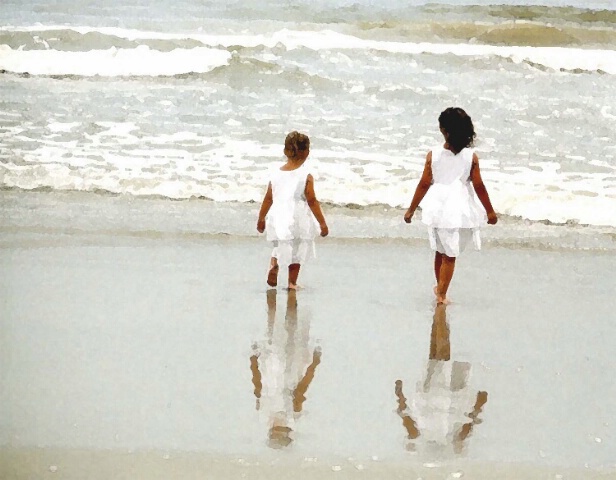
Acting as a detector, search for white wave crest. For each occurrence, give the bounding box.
[2,25,615,75]
[0,44,231,77]
[261,29,616,74]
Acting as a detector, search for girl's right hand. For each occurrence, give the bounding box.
[487,211,498,225]
[320,224,329,237]
[404,208,414,224]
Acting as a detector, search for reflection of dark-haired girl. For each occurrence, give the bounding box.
[250,289,321,449]
[395,304,487,456]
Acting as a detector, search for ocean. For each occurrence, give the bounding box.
[1,0,616,244]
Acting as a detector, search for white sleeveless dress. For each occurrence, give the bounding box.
[420,146,487,257]
[266,164,320,267]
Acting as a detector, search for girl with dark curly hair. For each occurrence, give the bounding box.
[404,108,497,304]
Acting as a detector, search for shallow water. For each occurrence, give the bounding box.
[1,226,615,469]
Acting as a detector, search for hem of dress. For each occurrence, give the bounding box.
[271,239,317,266]
[427,227,481,257]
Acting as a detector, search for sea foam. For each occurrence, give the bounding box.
[0,44,231,76]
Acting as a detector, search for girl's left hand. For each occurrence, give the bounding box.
[257,219,265,233]
[404,209,414,224]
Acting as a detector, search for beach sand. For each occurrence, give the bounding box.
[1,191,615,479]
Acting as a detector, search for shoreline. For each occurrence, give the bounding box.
[1,189,615,252]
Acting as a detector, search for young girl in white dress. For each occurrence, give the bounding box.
[257,132,328,289]
[404,108,497,304]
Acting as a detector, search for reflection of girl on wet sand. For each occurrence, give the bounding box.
[395,304,487,456]
[250,289,321,449]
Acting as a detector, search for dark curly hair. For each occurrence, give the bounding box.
[438,107,476,153]
[284,131,310,159]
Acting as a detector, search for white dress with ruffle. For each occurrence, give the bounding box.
[420,146,486,257]
[266,164,319,267]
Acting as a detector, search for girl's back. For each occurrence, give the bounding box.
[430,146,473,186]
[267,164,318,242]
[421,146,486,229]
[270,165,309,205]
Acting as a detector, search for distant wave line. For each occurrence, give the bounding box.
[2,32,616,77]
[2,20,616,52]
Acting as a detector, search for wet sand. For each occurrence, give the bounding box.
[1,201,616,479]
[2,447,615,480]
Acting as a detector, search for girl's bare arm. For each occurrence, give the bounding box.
[404,151,433,223]
[470,154,497,224]
[292,348,321,413]
[250,352,262,401]
[257,182,273,232]
[395,380,420,439]
[305,174,328,237]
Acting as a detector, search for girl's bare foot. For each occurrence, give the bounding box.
[267,264,279,287]
[434,286,449,305]
[436,294,450,305]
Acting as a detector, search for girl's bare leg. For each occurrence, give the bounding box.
[429,303,450,361]
[288,263,301,289]
[436,255,456,304]
[267,257,279,287]
[433,252,443,296]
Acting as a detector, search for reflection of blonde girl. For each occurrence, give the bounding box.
[395,304,487,455]
[250,289,321,448]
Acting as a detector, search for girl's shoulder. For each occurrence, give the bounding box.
[431,145,445,161]
[461,147,475,161]
[267,162,286,181]
[293,160,319,180]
